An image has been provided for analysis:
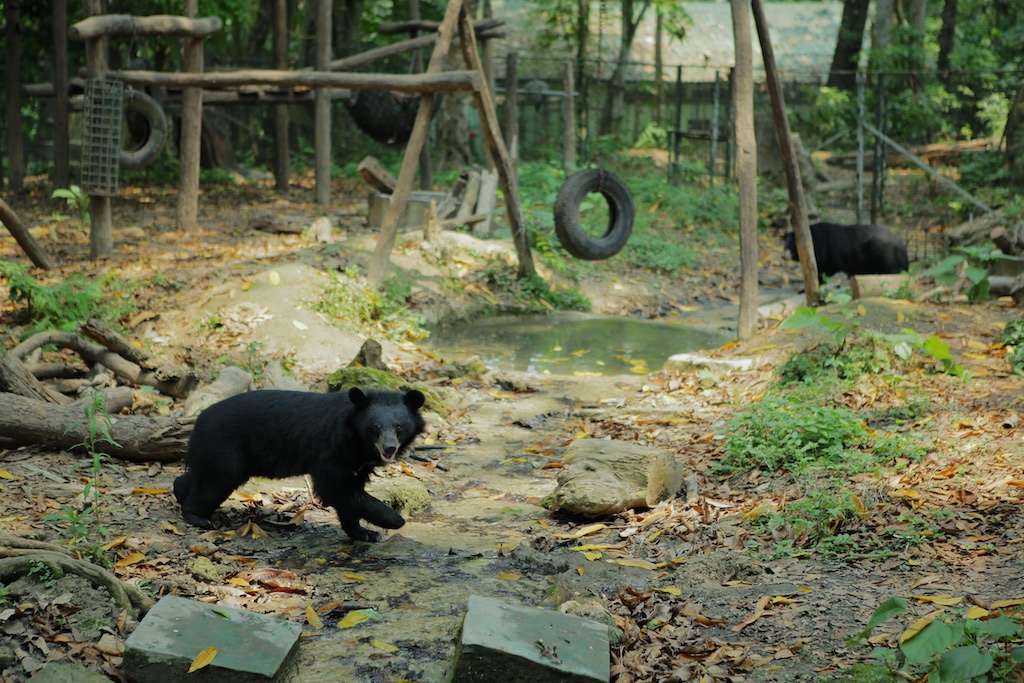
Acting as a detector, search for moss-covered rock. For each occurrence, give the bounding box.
[324,366,448,417]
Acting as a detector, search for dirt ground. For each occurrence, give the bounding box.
[1,173,1024,683]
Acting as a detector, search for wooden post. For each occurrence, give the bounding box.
[82,0,112,258]
[562,59,575,172]
[177,0,203,232]
[730,0,758,340]
[458,7,536,278]
[4,0,25,191]
[751,0,816,304]
[367,0,465,286]
[505,51,519,169]
[314,0,332,205]
[481,0,496,172]
[52,0,70,189]
[271,0,290,191]
[408,0,434,191]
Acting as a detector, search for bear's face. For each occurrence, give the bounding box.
[348,388,426,465]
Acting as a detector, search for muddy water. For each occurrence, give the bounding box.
[279,375,639,682]
[424,312,732,375]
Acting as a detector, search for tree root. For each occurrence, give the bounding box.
[0,534,154,617]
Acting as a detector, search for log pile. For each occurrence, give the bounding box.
[0,319,253,462]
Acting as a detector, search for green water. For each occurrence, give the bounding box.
[424,312,732,375]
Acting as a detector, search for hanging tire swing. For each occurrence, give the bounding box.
[120,90,167,169]
[553,168,635,260]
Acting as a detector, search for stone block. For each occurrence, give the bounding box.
[122,595,301,683]
[29,663,111,683]
[451,594,609,683]
[367,191,448,231]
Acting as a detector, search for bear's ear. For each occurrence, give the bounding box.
[404,390,425,411]
[349,387,369,408]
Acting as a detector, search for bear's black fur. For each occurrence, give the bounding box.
[783,222,909,282]
[173,387,426,542]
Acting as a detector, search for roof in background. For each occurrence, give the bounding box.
[493,1,844,83]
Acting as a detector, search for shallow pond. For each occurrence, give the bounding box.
[424,312,732,375]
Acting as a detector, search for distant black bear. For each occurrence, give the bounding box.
[783,222,909,282]
[173,387,426,542]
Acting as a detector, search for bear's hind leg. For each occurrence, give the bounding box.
[174,467,245,530]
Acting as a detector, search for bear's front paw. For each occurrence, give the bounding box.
[182,511,217,530]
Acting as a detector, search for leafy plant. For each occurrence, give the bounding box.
[998,318,1024,375]
[312,265,426,343]
[853,598,1024,682]
[51,185,90,229]
[781,307,968,378]
[44,391,120,562]
[777,335,891,386]
[920,243,1012,303]
[0,260,138,334]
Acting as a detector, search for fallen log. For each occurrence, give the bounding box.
[0,196,57,270]
[0,392,193,462]
[183,365,253,416]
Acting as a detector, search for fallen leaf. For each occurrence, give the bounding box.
[370,639,399,653]
[268,270,281,285]
[306,605,323,629]
[115,552,145,568]
[338,609,381,629]
[733,595,772,632]
[188,646,218,673]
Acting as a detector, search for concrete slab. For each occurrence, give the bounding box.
[29,663,110,683]
[122,595,302,683]
[451,594,609,683]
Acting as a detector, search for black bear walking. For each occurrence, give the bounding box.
[783,222,909,282]
[174,387,426,542]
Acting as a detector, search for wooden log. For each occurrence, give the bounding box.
[11,330,198,399]
[78,318,150,367]
[0,197,57,269]
[456,170,481,220]
[330,33,436,73]
[0,392,193,462]
[357,156,398,194]
[379,17,503,35]
[0,354,71,404]
[113,68,482,93]
[69,14,222,41]
[314,0,332,206]
[458,9,536,278]
[183,366,253,416]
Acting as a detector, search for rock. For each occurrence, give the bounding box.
[185,556,224,584]
[451,594,609,683]
[546,439,683,517]
[123,595,301,683]
[366,475,431,516]
[27,662,111,682]
[663,353,754,373]
[557,601,625,645]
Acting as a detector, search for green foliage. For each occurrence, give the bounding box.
[44,391,120,564]
[853,598,1024,682]
[51,185,90,229]
[312,265,426,343]
[777,336,892,386]
[921,243,1017,304]
[999,318,1024,375]
[717,395,879,474]
[475,257,591,312]
[0,260,138,335]
[781,307,968,378]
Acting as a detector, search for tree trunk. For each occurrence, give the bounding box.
[1004,87,1024,177]
[434,1,477,173]
[731,0,758,340]
[870,0,895,70]
[600,0,649,136]
[827,0,871,92]
[936,0,957,80]
[4,0,25,192]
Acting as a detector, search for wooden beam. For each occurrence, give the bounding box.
[458,7,536,278]
[112,68,482,93]
[367,0,465,286]
[177,0,203,233]
[751,0,816,304]
[379,17,503,35]
[69,14,222,40]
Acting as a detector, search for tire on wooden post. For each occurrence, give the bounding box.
[553,168,634,260]
[120,91,167,169]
